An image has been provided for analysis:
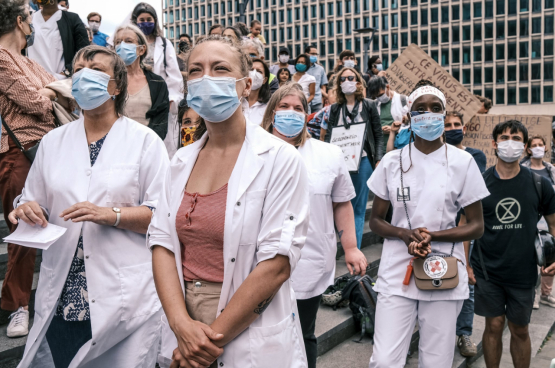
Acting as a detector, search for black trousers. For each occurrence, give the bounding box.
[297,295,322,368]
[46,314,92,368]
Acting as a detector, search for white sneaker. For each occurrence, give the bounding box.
[7,307,29,338]
[533,292,540,309]
[541,295,555,308]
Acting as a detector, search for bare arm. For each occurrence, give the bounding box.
[458,214,476,284]
[320,128,327,141]
[333,201,367,275]
[307,83,315,104]
[210,255,291,346]
[422,201,484,243]
[321,85,328,100]
[386,129,397,153]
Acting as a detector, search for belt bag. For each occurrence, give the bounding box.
[413,255,459,290]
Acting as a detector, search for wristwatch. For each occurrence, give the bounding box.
[112,207,121,227]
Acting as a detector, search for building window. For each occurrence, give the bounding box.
[279,10,284,22]
[496,21,505,39]
[496,65,505,82]
[296,25,301,40]
[546,39,554,56]
[337,20,343,34]
[392,33,399,49]
[532,39,541,58]
[311,24,317,38]
[485,67,493,82]
[508,87,517,104]
[303,25,309,38]
[320,3,325,17]
[280,28,284,42]
[411,10,418,25]
[441,28,449,43]
[401,32,408,46]
[431,7,438,23]
[474,67,482,84]
[509,0,518,14]
[452,4,460,20]
[508,42,517,59]
[474,46,482,61]
[287,9,292,22]
[548,0,555,9]
[532,63,541,79]
[497,0,505,14]
[519,87,529,103]
[431,50,438,62]
[295,7,300,20]
[462,26,471,41]
[463,69,471,84]
[347,19,352,34]
[392,13,398,28]
[452,48,460,63]
[520,41,529,58]
[485,23,494,38]
[463,3,470,20]
[401,12,408,27]
[546,61,554,80]
[463,47,471,63]
[485,1,494,17]
[320,41,326,56]
[421,30,428,44]
[520,18,529,36]
[373,0,379,11]
[431,28,438,44]
[532,17,542,34]
[545,86,554,102]
[328,2,334,15]
[485,44,493,61]
[355,36,361,52]
[474,2,482,17]
[521,0,530,11]
[546,15,555,34]
[328,40,335,54]
[346,0,352,13]
[474,24,482,41]
[508,20,517,36]
[272,29,277,41]
[452,68,460,81]
[337,1,343,15]
[496,88,505,104]
[508,65,517,81]
[452,26,460,42]
[355,0,360,13]
[411,30,418,44]
[421,9,428,25]
[441,6,449,23]
[311,5,317,17]
[320,23,325,36]
[382,35,389,48]
[383,14,389,30]
[441,49,449,65]
[520,63,529,81]
[328,21,334,36]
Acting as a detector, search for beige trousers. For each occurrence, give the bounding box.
[185,280,223,368]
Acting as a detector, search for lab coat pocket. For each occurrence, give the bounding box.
[118,262,161,321]
[248,315,296,368]
[105,164,140,207]
[390,177,419,208]
[35,263,54,319]
[310,169,333,195]
[239,189,267,245]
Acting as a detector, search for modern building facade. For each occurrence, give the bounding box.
[163,0,555,112]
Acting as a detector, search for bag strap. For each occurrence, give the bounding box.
[162,37,168,76]
[532,170,544,219]
[1,117,25,152]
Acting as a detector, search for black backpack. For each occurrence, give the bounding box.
[341,275,379,343]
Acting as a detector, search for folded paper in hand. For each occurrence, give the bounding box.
[3,221,66,250]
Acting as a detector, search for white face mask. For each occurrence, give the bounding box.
[249,70,264,91]
[279,54,289,64]
[341,81,357,95]
[531,146,546,159]
[496,140,525,163]
[377,91,390,104]
[344,60,355,68]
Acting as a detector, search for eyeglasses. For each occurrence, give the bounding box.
[339,76,356,82]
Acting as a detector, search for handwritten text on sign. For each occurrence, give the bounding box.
[462,114,552,168]
[384,44,482,124]
[330,123,367,172]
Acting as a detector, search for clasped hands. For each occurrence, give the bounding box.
[400,227,432,258]
[171,318,224,368]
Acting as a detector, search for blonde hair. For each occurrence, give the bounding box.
[262,83,311,147]
[335,67,366,105]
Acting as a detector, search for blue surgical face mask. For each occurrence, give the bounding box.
[273,110,306,138]
[375,63,383,71]
[296,63,308,72]
[186,75,246,123]
[309,55,318,63]
[410,112,445,141]
[116,42,139,66]
[72,68,115,110]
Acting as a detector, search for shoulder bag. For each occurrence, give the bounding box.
[399,145,461,290]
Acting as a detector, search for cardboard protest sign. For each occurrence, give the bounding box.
[330,122,367,172]
[462,114,553,168]
[384,44,482,124]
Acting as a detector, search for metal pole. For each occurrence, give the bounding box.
[239,0,251,24]
[363,28,377,73]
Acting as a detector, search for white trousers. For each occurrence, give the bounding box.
[369,293,463,368]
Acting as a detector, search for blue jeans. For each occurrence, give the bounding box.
[349,158,373,249]
[456,242,475,336]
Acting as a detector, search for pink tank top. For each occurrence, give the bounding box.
[175,184,227,283]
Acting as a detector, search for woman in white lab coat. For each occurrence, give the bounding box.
[149,36,310,368]
[261,83,368,368]
[131,2,184,157]
[367,81,490,368]
[9,46,169,368]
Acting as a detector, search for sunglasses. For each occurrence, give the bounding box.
[339,76,356,82]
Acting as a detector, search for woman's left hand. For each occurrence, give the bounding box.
[344,248,368,276]
[60,202,116,226]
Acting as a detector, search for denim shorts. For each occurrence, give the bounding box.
[474,276,535,326]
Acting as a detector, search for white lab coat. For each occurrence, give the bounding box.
[17,116,170,368]
[148,121,310,368]
[151,36,185,159]
[291,139,356,300]
[367,143,490,301]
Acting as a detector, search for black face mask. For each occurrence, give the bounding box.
[179,41,189,53]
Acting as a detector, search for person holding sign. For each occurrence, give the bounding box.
[324,67,383,249]
[262,83,368,368]
[367,82,489,368]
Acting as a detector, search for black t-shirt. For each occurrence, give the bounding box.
[465,147,487,174]
[471,166,555,288]
[532,167,555,185]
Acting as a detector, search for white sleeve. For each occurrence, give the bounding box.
[147,161,174,253]
[16,134,50,217]
[331,146,356,203]
[162,38,185,104]
[456,157,490,209]
[367,156,390,201]
[256,144,310,272]
[140,135,171,209]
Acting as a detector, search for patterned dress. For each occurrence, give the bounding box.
[56,135,107,321]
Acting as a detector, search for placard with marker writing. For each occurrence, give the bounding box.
[330,122,367,173]
[462,114,553,168]
[383,44,482,124]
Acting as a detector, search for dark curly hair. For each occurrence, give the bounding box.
[0,0,30,38]
[72,46,128,117]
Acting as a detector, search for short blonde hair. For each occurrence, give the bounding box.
[261,83,311,147]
